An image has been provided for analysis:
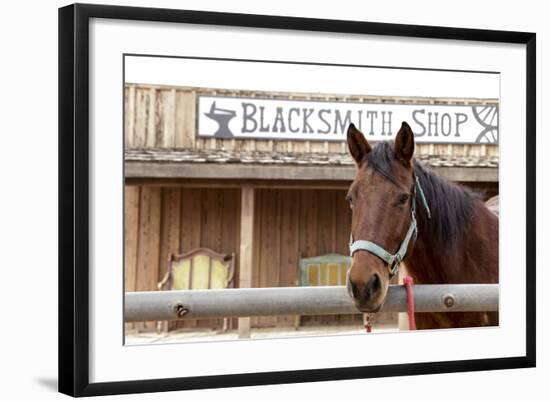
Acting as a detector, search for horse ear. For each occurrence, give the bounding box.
[394,121,415,165]
[347,124,371,165]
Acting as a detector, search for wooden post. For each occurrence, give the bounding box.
[238,186,255,338]
[397,266,410,331]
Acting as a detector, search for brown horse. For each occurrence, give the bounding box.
[346,122,498,329]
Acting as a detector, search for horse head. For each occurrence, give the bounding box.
[346,121,420,312]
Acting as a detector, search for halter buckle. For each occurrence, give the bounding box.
[388,255,402,278]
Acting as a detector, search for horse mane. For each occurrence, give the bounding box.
[366,141,480,250]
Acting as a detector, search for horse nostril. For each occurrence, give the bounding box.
[350,281,360,298]
[349,274,382,305]
[364,274,381,300]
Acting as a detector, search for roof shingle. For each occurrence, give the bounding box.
[126,148,498,169]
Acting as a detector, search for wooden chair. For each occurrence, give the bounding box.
[294,253,352,328]
[157,248,235,333]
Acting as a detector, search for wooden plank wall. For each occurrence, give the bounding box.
[251,188,360,328]
[125,185,365,332]
[124,84,499,159]
[124,186,241,332]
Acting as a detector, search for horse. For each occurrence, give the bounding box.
[345,121,498,329]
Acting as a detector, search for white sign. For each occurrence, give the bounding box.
[197,95,498,144]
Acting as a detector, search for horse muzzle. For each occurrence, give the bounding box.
[347,273,385,312]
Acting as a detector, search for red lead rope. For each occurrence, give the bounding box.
[403,276,416,330]
[364,314,372,333]
[364,276,416,333]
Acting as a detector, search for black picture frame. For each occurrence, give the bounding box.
[58,3,536,397]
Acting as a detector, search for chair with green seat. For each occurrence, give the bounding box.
[295,253,352,328]
[299,253,352,287]
[157,248,235,333]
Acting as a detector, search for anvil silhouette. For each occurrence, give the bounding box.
[204,102,237,139]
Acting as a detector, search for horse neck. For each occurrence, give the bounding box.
[404,232,459,284]
[404,200,496,284]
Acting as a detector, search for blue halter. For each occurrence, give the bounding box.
[349,174,431,278]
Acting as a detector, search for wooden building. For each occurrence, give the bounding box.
[124,84,499,333]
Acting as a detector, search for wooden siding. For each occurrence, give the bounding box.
[124,186,241,332]
[125,185,371,332]
[124,84,499,159]
[251,188,368,327]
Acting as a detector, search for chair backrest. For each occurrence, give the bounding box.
[168,248,235,291]
[298,253,352,286]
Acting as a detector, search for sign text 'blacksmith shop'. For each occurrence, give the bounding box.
[197,95,499,144]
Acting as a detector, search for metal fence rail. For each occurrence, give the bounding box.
[125,284,498,322]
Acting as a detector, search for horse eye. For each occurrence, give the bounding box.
[398,194,409,204]
[345,194,353,207]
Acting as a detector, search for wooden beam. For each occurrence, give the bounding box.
[238,186,255,338]
[434,166,498,182]
[126,161,355,181]
[125,161,498,183]
[125,177,351,190]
